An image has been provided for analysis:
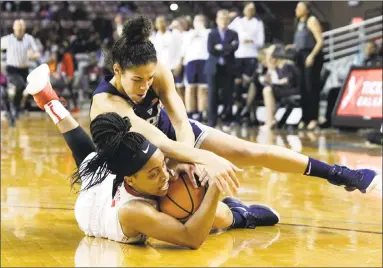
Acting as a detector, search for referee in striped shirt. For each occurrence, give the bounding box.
[1,19,41,117]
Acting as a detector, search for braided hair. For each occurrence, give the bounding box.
[70,112,146,194]
[105,15,157,72]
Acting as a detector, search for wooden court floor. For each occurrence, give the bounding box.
[1,115,382,267]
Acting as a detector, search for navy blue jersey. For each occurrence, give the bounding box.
[91,75,207,147]
[92,76,161,125]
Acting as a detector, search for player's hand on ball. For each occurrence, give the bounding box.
[198,165,237,196]
[199,155,242,196]
[174,163,200,188]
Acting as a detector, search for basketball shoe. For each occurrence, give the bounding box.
[25,64,59,109]
[222,197,280,229]
[327,165,380,193]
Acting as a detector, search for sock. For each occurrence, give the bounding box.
[304,157,332,179]
[44,100,69,124]
[230,208,247,229]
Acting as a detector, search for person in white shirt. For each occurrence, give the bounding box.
[181,15,210,122]
[1,19,40,118]
[229,2,265,123]
[114,14,124,41]
[151,16,181,77]
[151,16,185,101]
[169,17,190,103]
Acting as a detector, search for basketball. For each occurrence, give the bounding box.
[159,173,207,221]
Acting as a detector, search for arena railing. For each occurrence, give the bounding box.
[322,15,382,63]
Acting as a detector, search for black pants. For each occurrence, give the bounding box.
[296,50,324,123]
[206,65,235,127]
[6,66,29,111]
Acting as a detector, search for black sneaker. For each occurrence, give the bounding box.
[222,197,280,228]
[328,165,380,193]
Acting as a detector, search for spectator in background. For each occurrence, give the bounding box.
[1,19,41,118]
[46,42,78,111]
[363,39,382,67]
[86,52,103,90]
[262,45,299,130]
[151,16,177,70]
[205,9,239,129]
[47,46,67,92]
[169,17,188,102]
[114,13,125,41]
[59,41,77,111]
[181,15,210,122]
[151,15,183,97]
[288,1,323,131]
[2,1,16,12]
[229,2,265,124]
[179,16,192,32]
[238,47,268,126]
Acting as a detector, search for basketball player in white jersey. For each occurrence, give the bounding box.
[25,65,279,248]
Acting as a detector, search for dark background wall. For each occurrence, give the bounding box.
[313,1,382,28]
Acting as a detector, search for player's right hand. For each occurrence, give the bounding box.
[198,154,242,196]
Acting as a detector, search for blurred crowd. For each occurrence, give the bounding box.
[1,1,382,131]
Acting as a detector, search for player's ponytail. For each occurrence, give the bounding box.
[108,15,157,72]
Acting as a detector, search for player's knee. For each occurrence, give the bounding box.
[213,202,233,229]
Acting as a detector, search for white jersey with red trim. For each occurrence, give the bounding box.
[74,152,158,244]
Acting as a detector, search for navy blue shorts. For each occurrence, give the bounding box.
[172,67,184,86]
[235,58,258,78]
[157,109,208,148]
[185,60,207,85]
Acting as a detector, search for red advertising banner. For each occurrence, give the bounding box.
[336,68,382,119]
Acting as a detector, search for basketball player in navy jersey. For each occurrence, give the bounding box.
[34,15,379,197]
[25,67,279,248]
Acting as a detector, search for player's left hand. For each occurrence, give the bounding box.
[173,163,201,188]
